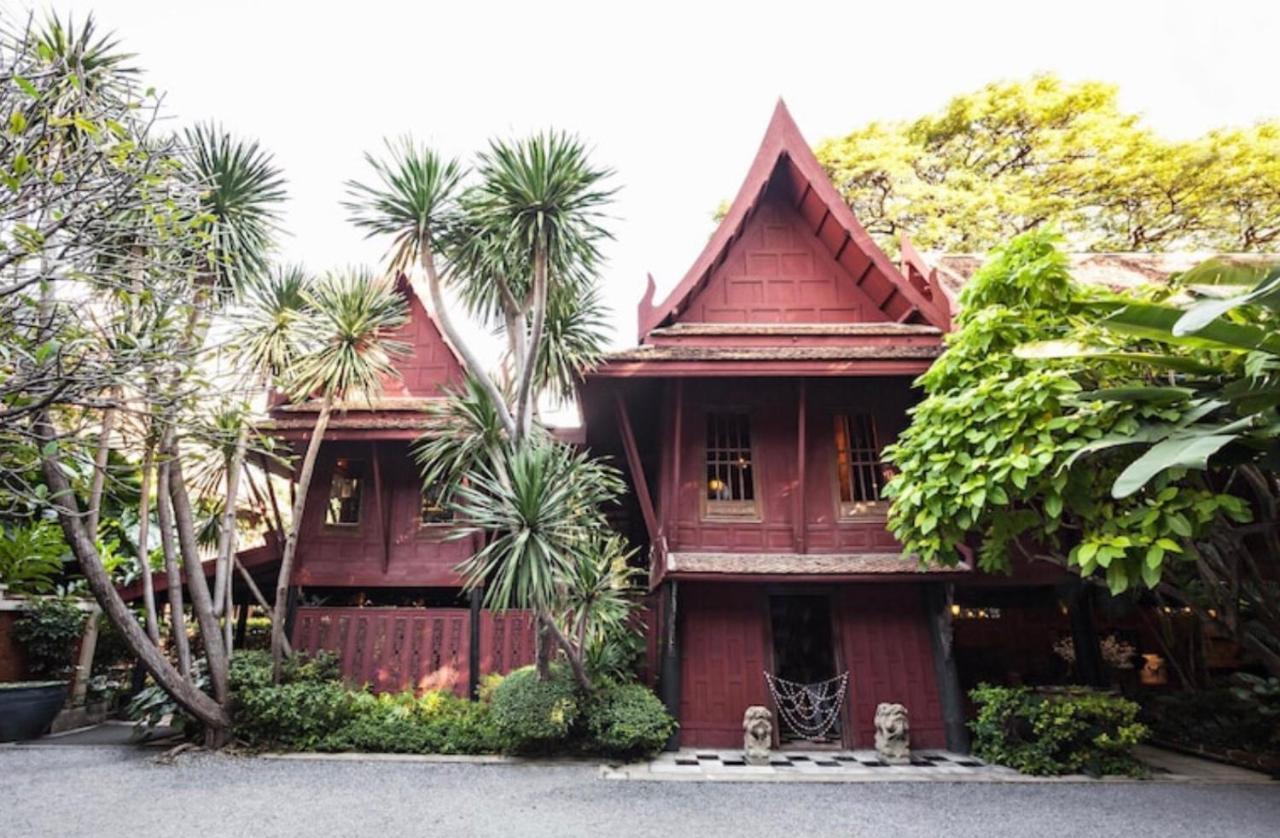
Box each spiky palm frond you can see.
[343,137,463,274]
[287,269,409,402]
[452,439,625,611]
[537,285,609,404]
[413,375,512,498]
[182,122,287,296]
[35,13,137,96]
[235,264,313,384]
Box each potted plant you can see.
[0,598,87,741]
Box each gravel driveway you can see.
[2,744,1278,838]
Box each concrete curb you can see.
[599,765,1276,785]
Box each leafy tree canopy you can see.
[816,75,1280,253]
[883,230,1252,596]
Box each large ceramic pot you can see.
[0,681,68,741]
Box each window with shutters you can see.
[325,459,364,527]
[834,413,890,520]
[704,412,759,519]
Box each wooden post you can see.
[284,586,300,648]
[670,381,683,535]
[659,580,681,750]
[1068,580,1108,688]
[468,588,482,700]
[923,583,969,753]
[370,443,391,573]
[614,390,660,545]
[235,603,250,648]
[795,379,807,554]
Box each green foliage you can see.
[319,689,503,755]
[286,268,410,402]
[1145,679,1280,755]
[489,665,580,753]
[884,230,1253,595]
[0,520,67,595]
[969,685,1148,776]
[583,681,675,758]
[14,598,86,678]
[816,74,1280,254]
[235,680,356,749]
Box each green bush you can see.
[235,680,356,749]
[14,597,86,678]
[0,521,68,595]
[584,681,674,758]
[490,665,580,753]
[970,684,1148,776]
[319,689,503,755]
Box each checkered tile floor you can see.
[613,748,1011,780]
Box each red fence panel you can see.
[292,606,537,696]
[477,610,537,678]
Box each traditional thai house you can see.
[116,102,1201,752]
[256,277,538,695]
[577,101,972,750]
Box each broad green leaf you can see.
[1112,433,1238,498]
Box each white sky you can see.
[41,0,1280,367]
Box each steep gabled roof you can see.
[637,100,951,341]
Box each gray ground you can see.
[2,744,1278,838]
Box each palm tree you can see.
[266,269,408,680]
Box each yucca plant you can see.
[267,269,408,679]
[452,438,625,689]
[182,122,287,298]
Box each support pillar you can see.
[468,588,483,700]
[659,580,681,751]
[283,586,300,648]
[235,602,250,648]
[1067,580,1108,688]
[923,584,969,753]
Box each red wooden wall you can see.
[293,442,478,588]
[680,192,888,325]
[658,378,918,556]
[677,582,945,749]
[292,607,536,696]
[378,286,464,399]
[836,585,945,749]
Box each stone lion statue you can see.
[874,702,910,764]
[743,705,773,765]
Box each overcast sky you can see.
[42,0,1280,362]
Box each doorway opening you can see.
[768,594,843,745]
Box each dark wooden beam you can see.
[614,390,660,545]
[1068,580,1109,689]
[370,443,391,573]
[258,454,287,556]
[670,380,684,536]
[659,580,681,751]
[923,583,970,753]
[468,588,482,700]
[796,379,807,554]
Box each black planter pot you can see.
[0,681,69,741]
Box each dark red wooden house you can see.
[579,101,971,750]
[260,278,537,696]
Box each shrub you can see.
[584,681,674,758]
[319,688,503,755]
[970,684,1148,776]
[0,521,67,595]
[14,597,86,678]
[490,665,580,753]
[235,680,355,749]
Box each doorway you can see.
[768,594,842,745]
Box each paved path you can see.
[2,744,1278,837]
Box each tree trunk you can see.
[167,448,230,705]
[136,444,161,644]
[156,453,193,680]
[213,425,248,616]
[535,614,552,680]
[417,245,516,436]
[271,392,333,681]
[544,614,591,691]
[37,424,229,732]
[512,244,548,439]
[73,403,117,705]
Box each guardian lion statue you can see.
[743,705,773,765]
[874,702,910,764]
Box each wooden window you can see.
[324,459,364,526]
[704,412,758,518]
[834,413,889,520]
[420,481,452,525]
